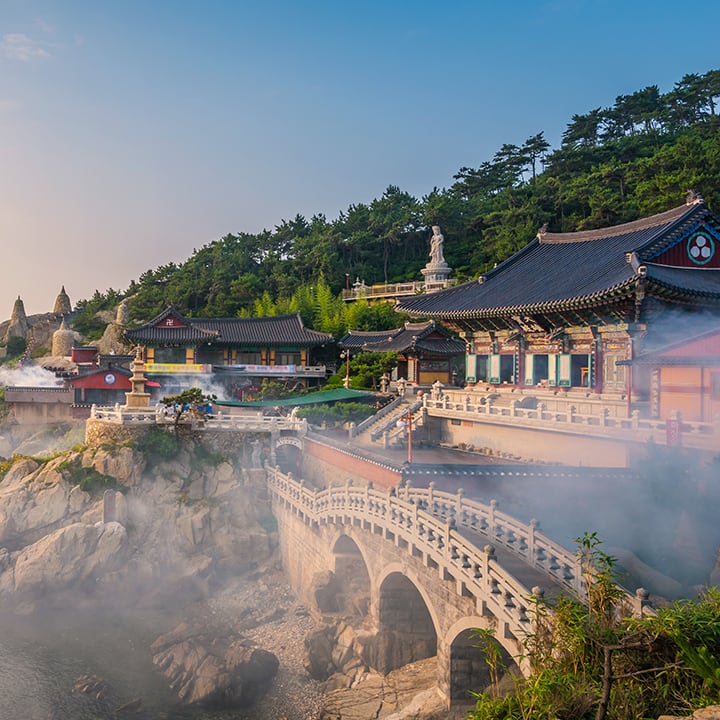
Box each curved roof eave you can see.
[407,277,640,320]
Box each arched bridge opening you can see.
[331,535,371,618]
[448,625,519,703]
[371,572,437,674]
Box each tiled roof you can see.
[125,309,333,347]
[339,321,464,355]
[397,203,720,318]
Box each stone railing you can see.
[89,404,307,433]
[370,398,423,442]
[268,466,581,593]
[267,466,539,636]
[351,395,405,437]
[422,391,718,450]
[267,467,652,627]
[341,278,458,302]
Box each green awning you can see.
[215,387,371,408]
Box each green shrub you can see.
[58,456,121,495]
[5,335,26,358]
[134,426,180,460]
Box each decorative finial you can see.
[686,189,704,205]
[537,222,549,237]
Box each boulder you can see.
[151,622,279,708]
[0,460,95,544]
[13,521,128,596]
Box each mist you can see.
[0,365,63,388]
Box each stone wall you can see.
[436,418,632,467]
[301,437,400,489]
[84,421,273,467]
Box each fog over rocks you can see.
[0,433,287,711]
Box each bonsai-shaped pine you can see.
[161,387,217,428]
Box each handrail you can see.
[267,465,539,634]
[422,392,718,449]
[370,398,423,442]
[352,396,405,436]
[89,404,307,432]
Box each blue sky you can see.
[2,0,719,316]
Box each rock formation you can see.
[95,300,132,355]
[0,435,274,609]
[53,286,72,316]
[4,296,29,342]
[151,622,279,708]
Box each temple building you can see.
[395,196,720,404]
[339,321,465,385]
[124,307,333,399]
[619,327,720,422]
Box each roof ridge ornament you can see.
[686,189,704,205]
[536,222,549,240]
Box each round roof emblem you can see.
[687,230,715,265]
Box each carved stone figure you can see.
[429,225,445,265]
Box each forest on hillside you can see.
[73,69,720,339]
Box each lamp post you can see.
[340,349,351,388]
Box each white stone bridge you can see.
[266,465,650,706]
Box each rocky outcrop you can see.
[659,706,720,720]
[151,622,279,708]
[13,521,128,596]
[0,436,275,611]
[0,456,97,547]
[319,657,448,720]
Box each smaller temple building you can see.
[124,307,333,400]
[339,320,465,386]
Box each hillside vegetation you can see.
[73,69,720,338]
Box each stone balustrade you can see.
[268,466,581,593]
[89,404,307,433]
[267,466,652,633]
[267,465,538,636]
[422,391,717,450]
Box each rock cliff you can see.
[0,430,281,709]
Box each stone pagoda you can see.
[124,346,151,409]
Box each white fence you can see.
[89,404,307,433]
[423,391,718,450]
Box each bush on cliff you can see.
[57,456,122,495]
[469,534,720,720]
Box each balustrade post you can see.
[528,518,537,564]
[464,395,471,411]
[489,499,497,539]
[569,405,576,424]
[631,409,640,429]
[456,488,464,523]
[444,517,453,569]
[510,399,517,418]
[481,544,495,592]
[538,401,546,420]
[633,587,651,618]
[427,481,435,510]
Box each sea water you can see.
[0,607,236,720]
